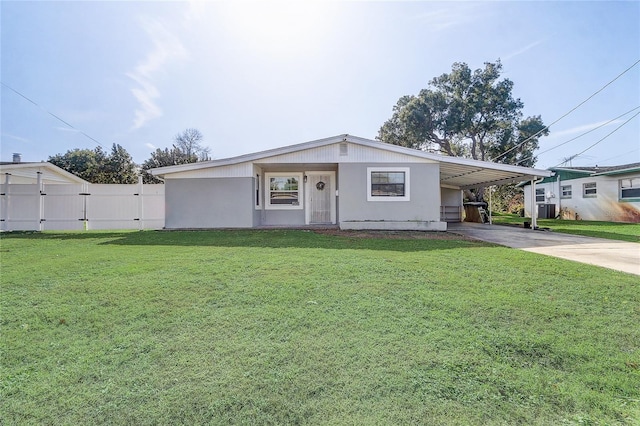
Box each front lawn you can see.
[1,230,638,425]
[490,213,640,242]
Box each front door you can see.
[306,172,335,224]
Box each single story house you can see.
[1,155,88,185]
[151,134,552,231]
[522,162,640,223]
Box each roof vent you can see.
[339,142,348,156]
[12,153,22,163]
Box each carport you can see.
[437,156,552,228]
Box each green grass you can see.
[490,213,640,243]
[1,230,639,425]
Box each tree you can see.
[377,60,548,200]
[173,128,210,162]
[48,144,138,184]
[140,128,210,183]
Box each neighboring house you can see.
[0,157,88,184]
[522,163,640,223]
[150,134,552,230]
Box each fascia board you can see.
[151,134,349,176]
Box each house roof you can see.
[0,162,88,184]
[151,134,552,189]
[550,162,640,174]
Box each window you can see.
[535,188,545,203]
[583,182,597,197]
[266,173,302,209]
[620,177,640,200]
[367,167,410,201]
[561,185,572,199]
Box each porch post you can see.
[531,177,537,230]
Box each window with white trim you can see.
[582,182,597,197]
[561,185,572,199]
[266,173,303,209]
[535,188,545,203]
[620,177,640,200]
[367,167,410,201]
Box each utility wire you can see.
[515,105,640,166]
[594,148,640,165]
[551,111,640,168]
[493,58,640,161]
[1,81,105,148]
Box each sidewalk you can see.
[447,222,640,276]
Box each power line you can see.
[595,148,640,165]
[515,105,640,166]
[1,81,105,148]
[551,111,640,168]
[493,58,640,161]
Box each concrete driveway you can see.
[447,222,640,276]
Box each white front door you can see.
[305,171,335,224]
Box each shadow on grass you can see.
[0,229,487,252]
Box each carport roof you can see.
[151,134,552,189]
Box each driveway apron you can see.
[447,222,640,276]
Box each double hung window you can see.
[367,167,410,201]
[266,173,303,209]
[620,177,640,200]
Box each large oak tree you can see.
[377,61,548,200]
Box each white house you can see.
[522,163,640,223]
[0,157,88,184]
[151,134,552,231]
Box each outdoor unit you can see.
[537,203,556,219]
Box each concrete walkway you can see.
[447,222,640,276]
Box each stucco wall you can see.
[165,178,254,228]
[337,163,442,224]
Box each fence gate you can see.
[1,178,164,232]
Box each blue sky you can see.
[2,1,639,169]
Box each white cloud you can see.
[412,4,483,32]
[145,142,157,150]
[551,120,622,138]
[3,133,30,143]
[504,39,545,61]
[127,18,188,130]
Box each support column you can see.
[531,177,537,230]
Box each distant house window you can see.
[583,182,597,198]
[535,188,545,203]
[620,177,640,200]
[367,167,410,201]
[561,185,572,199]
[265,173,303,209]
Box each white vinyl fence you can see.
[1,177,164,231]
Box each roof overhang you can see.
[0,162,88,184]
[150,134,552,188]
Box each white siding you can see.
[257,142,436,165]
[524,174,640,222]
[164,163,254,179]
